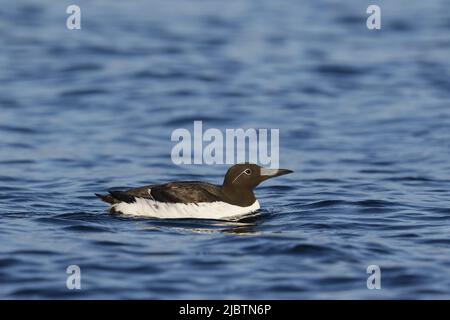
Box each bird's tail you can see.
[95,193,117,204]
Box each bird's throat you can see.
[221,185,256,207]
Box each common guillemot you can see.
[96,164,293,220]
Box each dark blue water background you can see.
[0,0,449,299]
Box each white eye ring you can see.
[232,168,253,184]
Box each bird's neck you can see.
[221,184,256,207]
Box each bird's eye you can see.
[244,169,252,175]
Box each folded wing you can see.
[97,182,224,204]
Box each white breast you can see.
[111,198,260,220]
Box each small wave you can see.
[389,20,415,32]
[0,258,22,268]
[60,88,109,97]
[301,200,347,208]
[0,125,39,135]
[286,243,342,256]
[132,70,188,80]
[259,185,297,191]
[164,115,231,126]
[63,224,112,233]
[353,200,399,207]
[383,176,433,182]
[314,64,366,77]
[13,249,59,256]
[0,159,34,165]
[60,63,103,73]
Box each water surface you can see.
[0,0,450,299]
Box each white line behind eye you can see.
[232,169,247,184]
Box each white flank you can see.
[111,198,260,220]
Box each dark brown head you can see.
[222,163,293,206]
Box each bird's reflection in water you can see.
[139,212,263,235]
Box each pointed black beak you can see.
[260,168,293,179]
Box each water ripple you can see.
[0,0,449,299]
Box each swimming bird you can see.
[96,163,293,220]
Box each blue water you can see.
[1,0,450,299]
